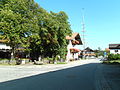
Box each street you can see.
[0,59,101,90]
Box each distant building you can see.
[0,40,11,58]
[109,44,120,54]
[105,48,110,52]
[83,47,96,58]
[66,33,82,62]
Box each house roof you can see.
[0,40,8,43]
[84,47,94,52]
[66,33,83,45]
[109,44,120,49]
[105,48,110,51]
[71,33,79,39]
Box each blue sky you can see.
[35,0,120,50]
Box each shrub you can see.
[108,54,120,60]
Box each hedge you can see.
[108,54,120,60]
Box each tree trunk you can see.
[9,47,15,64]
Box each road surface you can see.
[0,59,101,90]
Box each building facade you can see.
[66,33,82,62]
[109,44,120,54]
[0,43,11,58]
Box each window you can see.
[115,50,118,52]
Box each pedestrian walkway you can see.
[0,59,100,90]
[0,59,99,83]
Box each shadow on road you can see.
[0,63,100,90]
[101,64,120,90]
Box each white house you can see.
[0,42,11,58]
[0,43,11,50]
[66,33,82,62]
[109,44,120,54]
[83,47,96,58]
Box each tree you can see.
[0,0,72,61]
[94,47,104,57]
[0,0,39,59]
[30,10,72,60]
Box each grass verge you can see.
[103,60,120,64]
[57,62,67,64]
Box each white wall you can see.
[0,43,11,49]
[110,49,120,54]
[74,53,79,59]
[66,40,73,62]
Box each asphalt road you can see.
[0,59,100,90]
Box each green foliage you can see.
[94,48,104,57]
[0,58,9,61]
[103,60,120,64]
[57,62,67,64]
[47,57,53,61]
[108,54,120,60]
[0,0,72,60]
[0,0,39,58]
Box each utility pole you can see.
[81,8,86,50]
